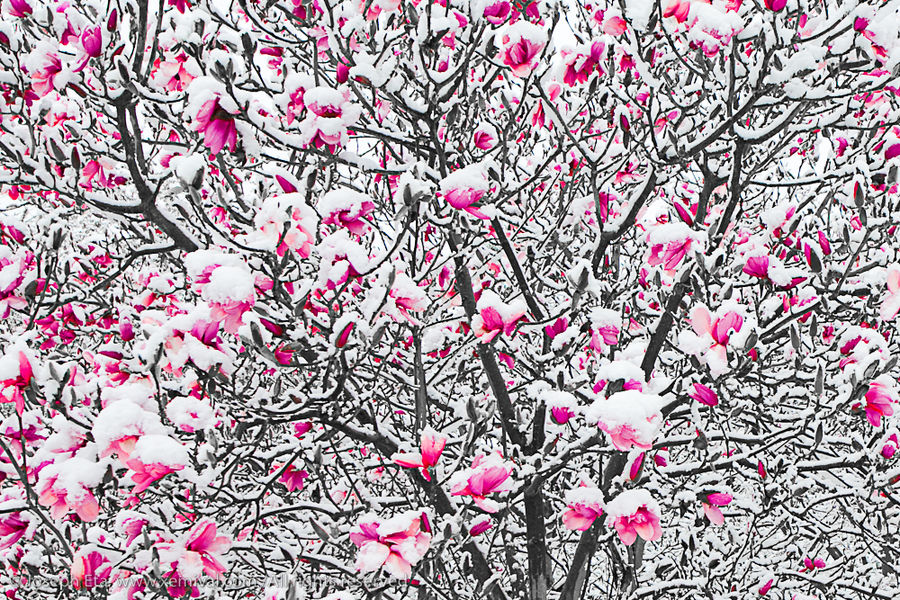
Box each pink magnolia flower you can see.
[562,485,604,531]
[880,266,900,321]
[473,126,496,150]
[562,41,604,86]
[586,390,663,452]
[764,0,787,11]
[123,434,187,497]
[758,578,775,595]
[445,187,490,219]
[801,557,825,571]
[648,238,693,272]
[350,511,432,579]
[882,433,899,458]
[0,513,28,549]
[701,492,732,526]
[31,54,62,97]
[0,351,33,415]
[195,98,238,156]
[278,464,309,492]
[743,255,770,279]
[500,23,546,78]
[393,429,446,481]
[299,87,360,153]
[690,383,718,407]
[8,0,31,18]
[321,194,375,236]
[543,390,578,425]
[863,379,895,428]
[70,550,111,590]
[73,27,103,71]
[163,519,231,580]
[550,405,576,424]
[127,460,179,496]
[471,290,527,343]
[81,27,103,57]
[36,475,100,522]
[151,54,195,92]
[603,16,627,35]
[449,454,514,513]
[605,489,662,545]
[483,1,511,24]
[663,0,690,22]
[687,305,743,374]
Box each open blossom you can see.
[585,390,663,451]
[320,190,375,236]
[561,41,604,86]
[70,549,111,589]
[9,0,32,17]
[125,435,188,496]
[681,304,744,375]
[393,429,446,481]
[473,125,497,150]
[471,290,527,343]
[589,308,621,352]
[690,383,718,407]
[449,454,514,513]
[605,489,662,545]
[278,464,309,492]
[195,98,238,155]
[31,54,62,97]
[880,266,900,321]
[0,351,33,415]
[298,87,361,153]
[37,474,101,522]
[350,511,431,579]
[562,485,604,531]
[499,22,546,77]
[440,165,492,219]
[0,513,28,549]
[0,253,29,319]
[159,519,231,580]
[151,53,195,92]
[862,378,895,428]
[663,0,690,22]
[701,492,733,525]
[646,223,702,275]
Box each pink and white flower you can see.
[471,290,527,343]
[499,22,546,78]
[862,378,895,428]
[561,484,604,531]
[701,492,732,526]
[679,304,744,375]
[195,98,238,156]
[350,511,432,579]
[605,489,662,545]
[393,429,446,481]
[449,454,514,513]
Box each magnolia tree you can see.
[1,0,900,598]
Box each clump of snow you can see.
[604,488,659,519]
[166,396,217,433]
[92,401,164,450]
[131,435,189,468]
